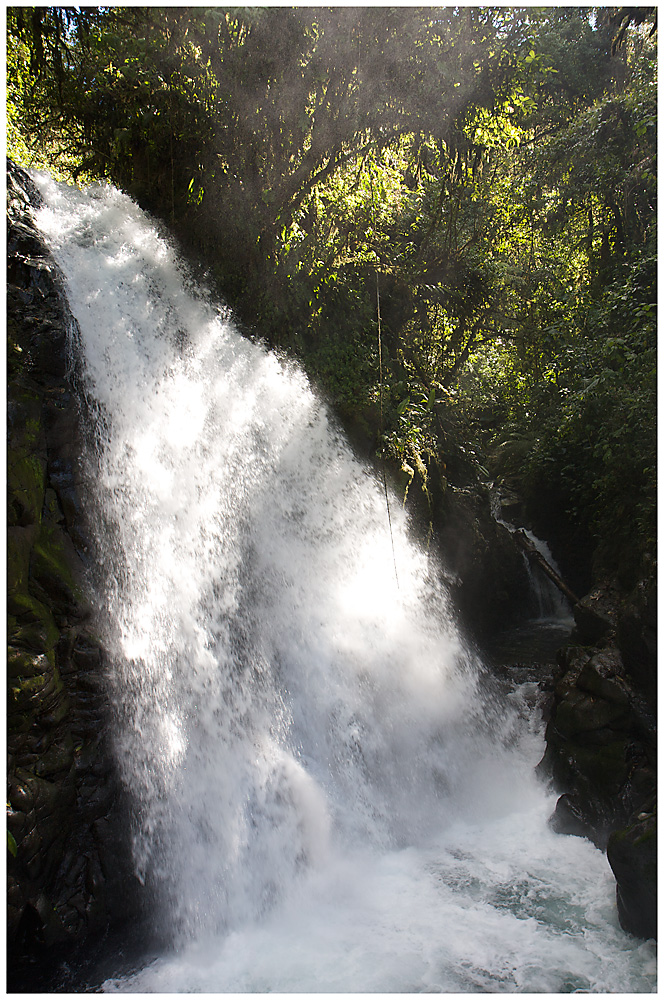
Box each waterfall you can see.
[33,174,655,993]
[491,493,573,625]
[523,532,570,619]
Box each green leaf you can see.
[7,831,17,858]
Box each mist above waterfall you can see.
[33,173,655,993]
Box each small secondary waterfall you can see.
[34,174,655,993]
[489,495,574,667]
[521,529,571,620]
[491,494,573,624]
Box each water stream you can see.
[33,173,656,993]
[489,497,575,671]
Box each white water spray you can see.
[34,174,655,993]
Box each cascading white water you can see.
[33,174,656,993]
[521,528,571,620]
[491,494,573,625]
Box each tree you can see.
[7,6,657,581]
[7,8,533,292]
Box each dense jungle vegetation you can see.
[7,5,657,589]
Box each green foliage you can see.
[7,6,657,584]
[451,20,656,582]
[524,248,656,582]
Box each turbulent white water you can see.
[33,174,656,993]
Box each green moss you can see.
[7,831,18,858]
[577,662,629,705]
[7,526,37,606]
[10,672,50,702]
[571,740,629,795]
[8,391,43,448]
[32,520,82,605]
[7,646,52,680]
[634,827,656,847]
[8,452,46,526]
[8,593,59,656]
[7,389,47,527]
[9,663,68,731]
[41,692,71,727]
[43,488,64,522]
[9,664,64,708]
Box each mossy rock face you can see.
[8,526,40,610]
[33,733,75,779]
[8,391,45,450]
[572,600,613,644]
[8,452,47,527]
[8,662,68,731]
[546,736,632,848]
[428,482,532,637]
[10,671,52,706]
[553,689,630,737]
[12,768,66,816]
[9,592,59,655]
[616,577,657,704]
[7,160,143,981]
[31,520,85,611]
[8,391,48,526]
[569,740,630,797]
[8,646,53,680]
[43,488,65,524]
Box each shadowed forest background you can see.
[8,3,656,605]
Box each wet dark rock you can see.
[549,793,596,840]
[572,585,620,645]
[7,160,143,986]
[428,482,533,639]
[607,807,657,940]
[576,649,630,705]
[616,578,657,703]
[540,575,657,937]
[494,489,523,524]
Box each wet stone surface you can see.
[7,161,142,989]
[538,582,657,939]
